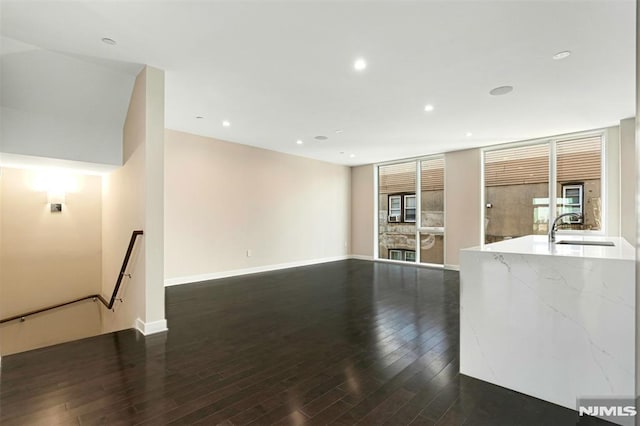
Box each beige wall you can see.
[164,129,351,282]
[620,117,636,246]
[0,167,102,355]
[444,149,482,267]
[351,165,374,258]
[101,66,165,334]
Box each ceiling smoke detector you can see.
[489,86,514,96]
[553,50,571,60]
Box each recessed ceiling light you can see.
[354,58,367,71]
[296,140,303,145]
[349,154,356,158]
[489,86,514,96]
[466,132,473,137]
[424,104,435,112]
[101,37,117,45]
[553,50,571,60]
[314,135,328,141]
[222,120,231,127]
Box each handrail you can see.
[0,230,144,324]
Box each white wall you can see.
[620,117,636,246]
[444,149,482,268]
[351,165,374,259]
[606,126,621,237]
[164,129,351,284]
[635,0,639,399]
[0,47,137,166]
[102,66,166,335]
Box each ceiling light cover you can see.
[489,86,514,96]
[296,140,303,145]
[553,50,571,60]
[222,120,231,127]
[466,132,473,137]
[424,104,435,112]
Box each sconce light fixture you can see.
[32,171,77,213]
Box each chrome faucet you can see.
[549,212,582,243]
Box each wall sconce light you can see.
[32,171,77,213]
[48,191,65,212]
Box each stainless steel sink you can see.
[555,240,615,247]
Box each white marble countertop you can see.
[462,234,634,261]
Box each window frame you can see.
[481,130,605,243]
[375,155,445,267]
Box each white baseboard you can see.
[165,255,351,287]
[444,264,460,271]
[349,254,374,261]
[135,318,168,335]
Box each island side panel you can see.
[460,249,634,410]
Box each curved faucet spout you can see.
[549,212,582,243]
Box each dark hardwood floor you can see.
[0,260,611,425]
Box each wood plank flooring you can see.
[0,260,612,425]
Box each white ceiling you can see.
[0,0,635,166]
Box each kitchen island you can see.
[460,235,634,411]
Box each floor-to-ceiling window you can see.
[483,132,603,244]
[419,157,444,264]
[377,157,445,266]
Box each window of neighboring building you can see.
[404,195,416,222]
[561,184,584,223]
[387,193,415,223]
[388,249,415,262]
[389,249,404,261]
[388,195,402,221]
